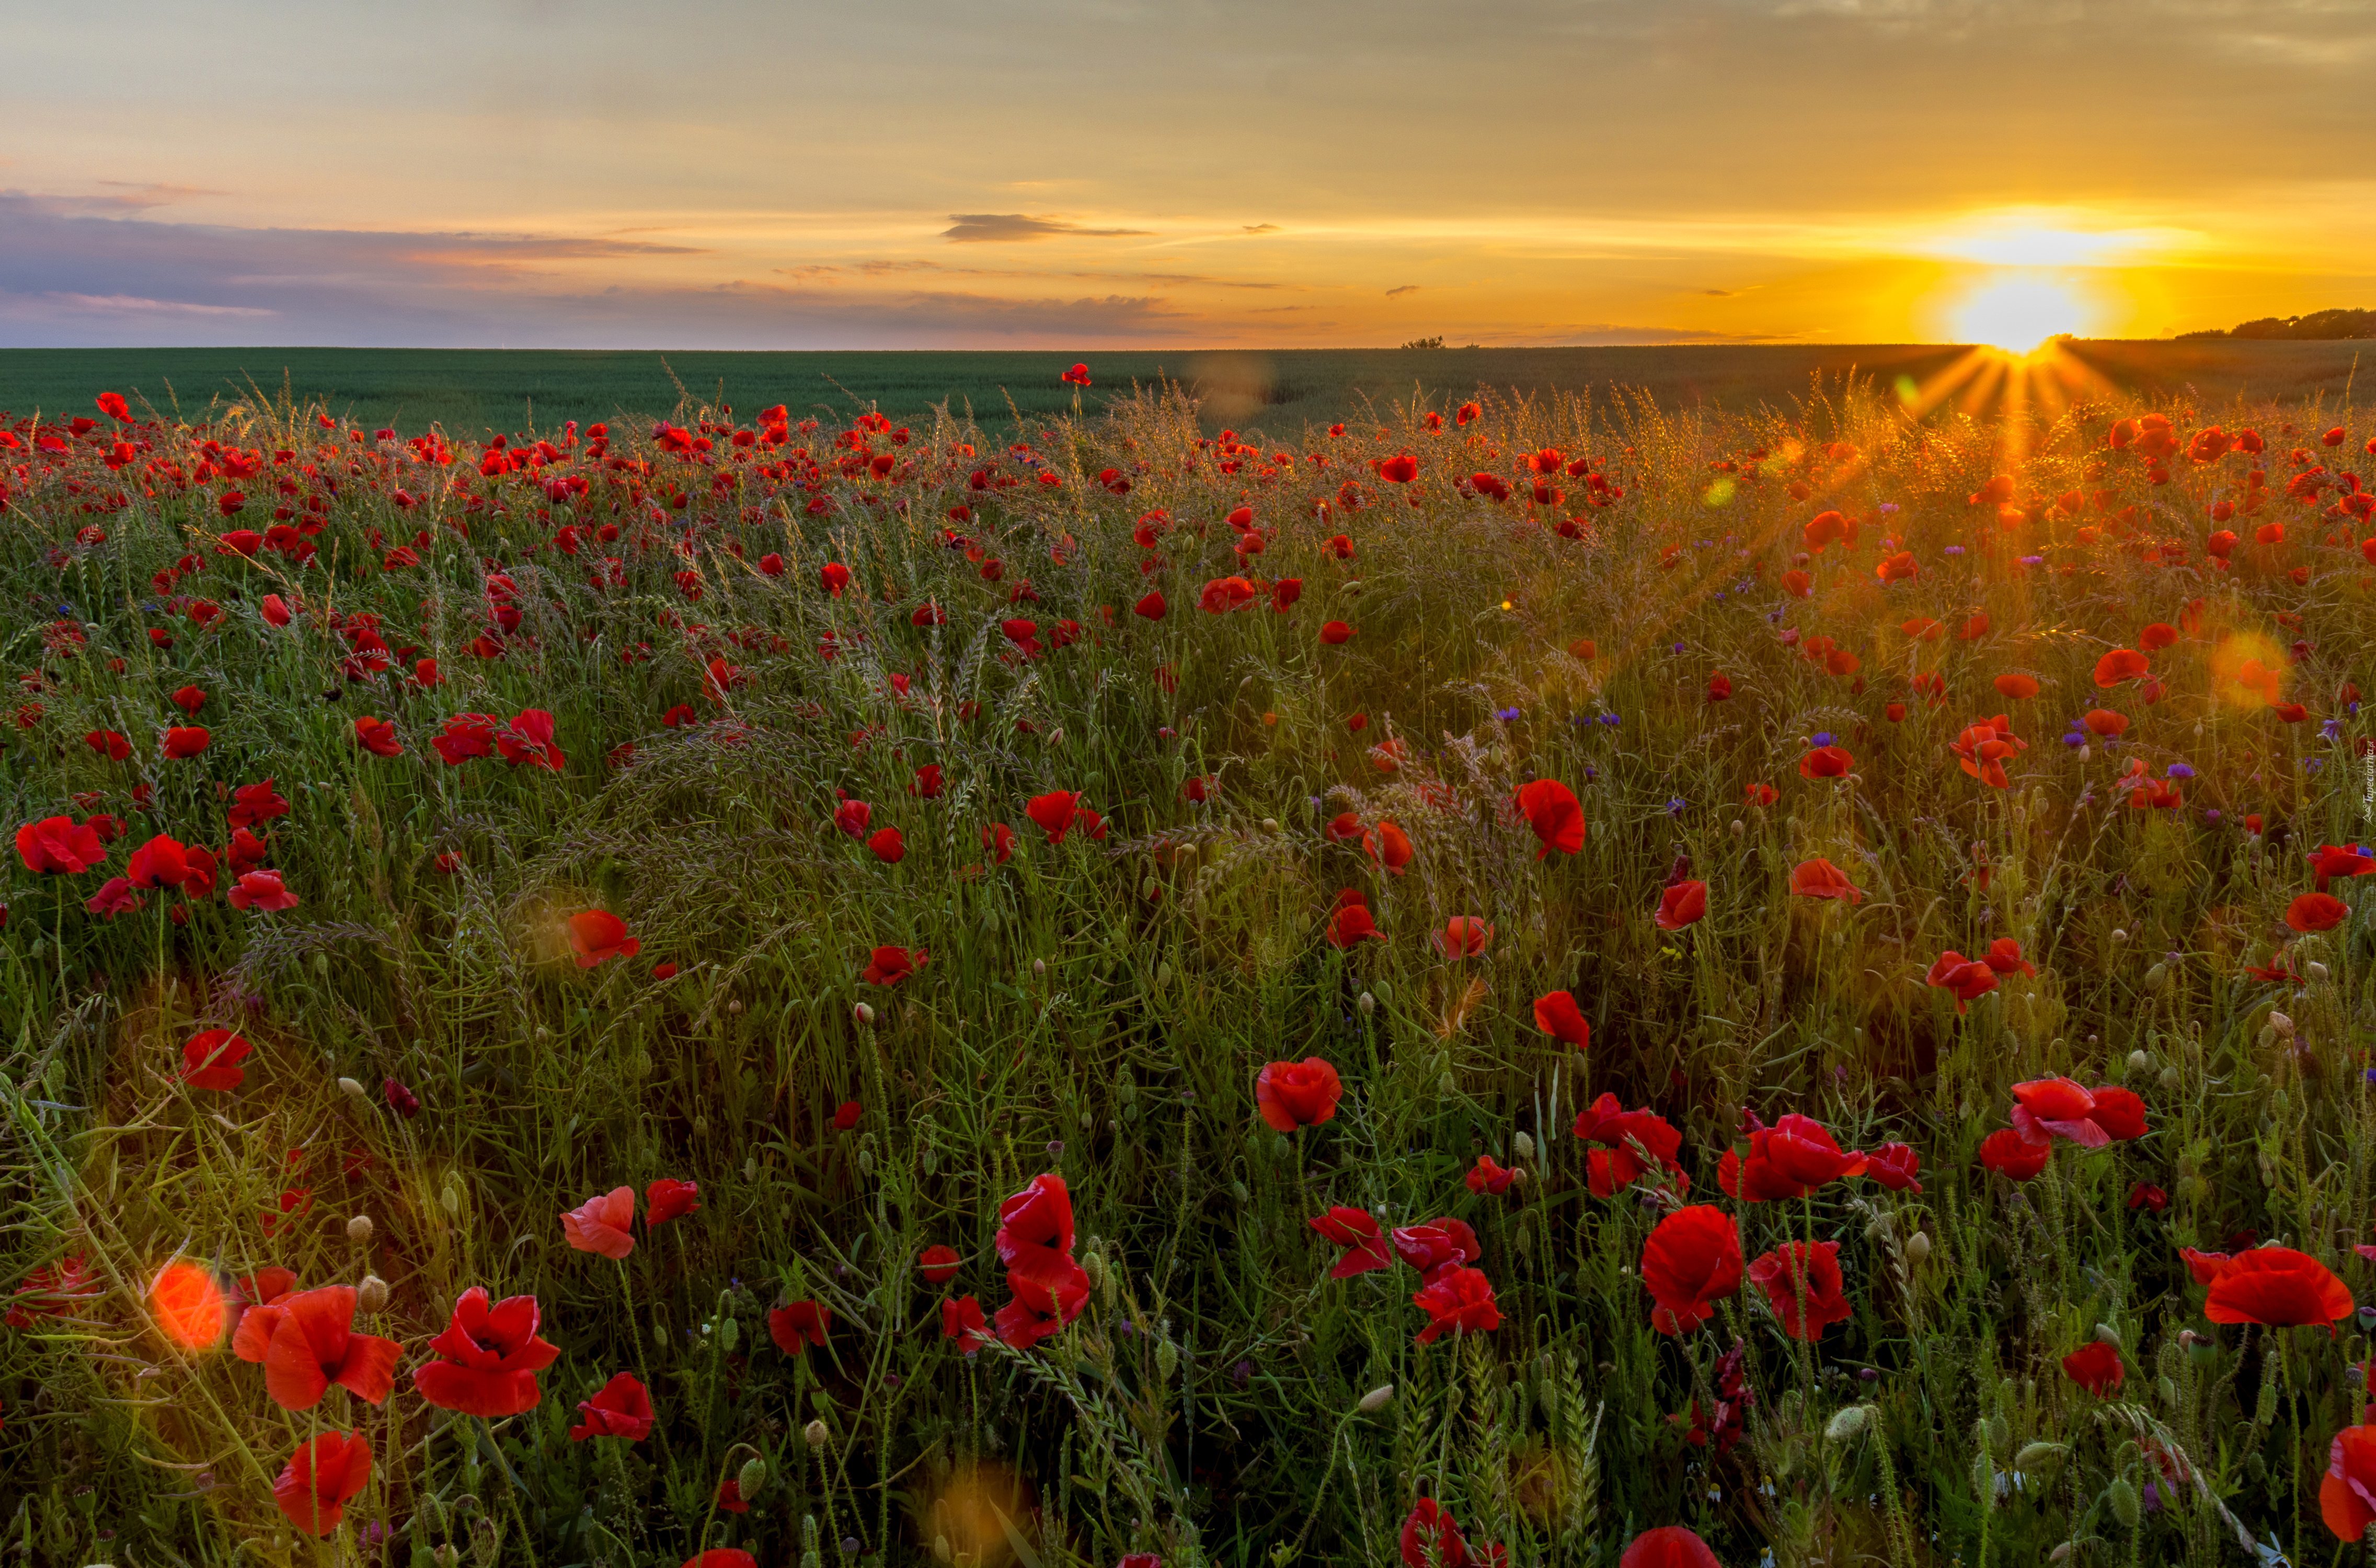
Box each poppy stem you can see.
[616,1258,674,1475]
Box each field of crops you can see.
[1,339,2368,445]
[0,362,2370,1568]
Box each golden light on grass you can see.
[148,1261,226,1351]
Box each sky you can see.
[3,0,2374,350]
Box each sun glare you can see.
[1949,274,2091,354]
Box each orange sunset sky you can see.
[3,0,2373,350]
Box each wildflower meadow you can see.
[1,366,2372,1568]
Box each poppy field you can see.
[0,370,2371,1568]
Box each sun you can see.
[1948,274,2092,354]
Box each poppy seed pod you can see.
[347,1214,373,1244]
[357,1274,389,1313]
[1358,1383,1394,1412]
[804,1419,830,1448]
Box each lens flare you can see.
[1949,275,2091,354]
[149,1261,227,1350]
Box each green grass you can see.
[0,371,2369,1568]
[1,339,2368,443]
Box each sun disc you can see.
[1949,276,2089,354]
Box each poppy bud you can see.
[2160,1065,2180,1091]
[804,1419,830,1448]
[2309,960,2331,982]
[1141,877,1160,901]
[337,1076,368,1101]
[1155,961,1173,988]
[1231,1179,1250,1204]
[347,1214,374,1244]
[357,1274,389,1313]
[470,1516,501,1568]
[1730,817,1746,836]
[2094,1322,2121,1347]
[1513,1132,1535,1161]
[1032,958,1046,977]
[2015,1441,2068,1469]
[2269,1010,2294,1037]
[1157,1336,1179,1382]
[1357,991,1374,1016]
[738,1456,767,1500]
[2127,1050,2151,1074]
[853,1002,876,1027]
[2076,743,2090,762]
[727,999,745,1016]
[1904,1231,1932,1264]
[2110,928,2128,945]
[1357,1383,1394,1412]
[435,1547,460,1568]
[1082,1250,1106,1289]
[1987,1414,2008,1455]
[719,1315,739,1352]
[441,1183,461,1217]
[1823,1405,1870,1441]
[1372,980,1393,1005]
[2105,1478,2140,1529]
[2142,963,2168,993]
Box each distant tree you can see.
[1400,336,1445,350]
[2179,307,2376,341]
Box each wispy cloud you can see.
[941,213,1153,243]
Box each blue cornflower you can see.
[1496,706,1522,723]
[2019,555,2044,566]
[1811,731,1834,747]
[1944,545,1965,556]
[1666,798,1686,816]
[1598,712,1620,727]
[2166,763,2195,779]
[2324,718,2344,740]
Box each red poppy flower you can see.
[1513,778,1586,858]
[1062,362,1092,387]
[84,729,132,762]
[919,1244,962,1284]
[995,1256,1091,1349]
[496,709,565,769]
[1925,950,1998,1011]
[1271,578,1302,610]
[1572,1094,1687,1195]
[2203,1247,2352,1327]
[181,1029,252,1091]
[2324,1424,2376,1541]
[1533,990,1590,1048]
[568,910,640,967]
[1706,671,1734,701]
[561,1185,636,1259]
[985,822,1017,860]
[1950,716,2027,788]
[646,1178,699,1226]
[125,833,188,890]
[1748,1240,1852,1340]
[1982,938,2035,976]
[1640,1205,1742,1334]
[830,1099,862,1131]
[412,1287,561,1416]
[1620,1527,1721,1568]
[163,725,211,759]
[2061,1340,2123,1395]
[1027,791,1080,844]
[227,870,300,911]
[995,1172,1077,1287]
[2093,648,2150,687]
[2288,893,2350,932]
[1978,1127,2051,1181]
[1991,673,2039,701]
[821,561,851,597]
[768,1298,831,1353]
[1865,1142,1922,1192]
[1308,1206,1392,1278]
[834,799,872,840]
[1720,1113,1867,1201]
[273,1431,372,1537]
[862,944,925,985]
[1392,1220,1481,1278]
[1431,917,1494,958]
[169,684,207,716]
[255,1292,399,1416]
[570,1371,653,1440]
[1413,1265,1500,1344]
[942,1295,993,1352]
[1327,895,1380,947]
[1365,819,1414,873]
[1400,1499,1473,1568]
[1319,620,1356,645]
[2009,1077,2147,1146]
[2310,845,2376,891]
[2128,1182,2168,1212]
[1789,857,1863,903]
[1134,589,1167,620]
[1656,880,1708,930]
[1466,1155,1518,1196]
[691,1548,758,1567]
[1798,745,1853,780]
[1256,1058,1344,1132]
[1379,453,1418,483]
[867,826,906,863]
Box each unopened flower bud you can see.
[804,1419,830,1448]
[1261,817,1280,835]
[1730,818,1746,836]
[1032,958,1047,977]
[2269,1010,2294,1037]
[737,1456,767,1500]
[2127,1050,2151,1075]
[2110,928,2129,945]
[1513,1132,1535,1161]
[2308,960,2331,983]
[1903,1231,1931,1264]
[852,1001,876,1027]
[2094,1322,2121,1347]
[357,1274,389,1313]
[346,1214,374,1245]
[337,1076,368,1102]
[1824,1404,1870,1441]
[1357,1383,1394,1412]
[2015,1440,2068,1469]
[1357,991,1375,1016]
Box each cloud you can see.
[35,293,274,318]
[941,212,1153,243]
[1241,223,1281,234]
[1385,284,1421,297]
[1703,286,1759,296]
